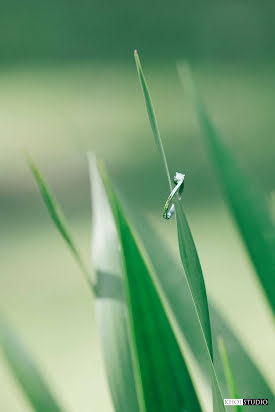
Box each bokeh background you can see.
[1,1,275,411]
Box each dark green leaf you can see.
[178,65,275,316]
[126,208,274,409]
[0,313,64,412]
[90,156,203,412]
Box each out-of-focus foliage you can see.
[0,2,274,411]
[178,66,275,316]
[0,313,64,412]
[1,1,275,62]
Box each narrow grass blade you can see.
[134,50,172,190]
[217,337,243,412]
[134,51,213,357]
[175,198,213,356]
[178,65,275,316]
[26,154,91,288]
[134,53,228,411]
[90,156,203,412]
[0,313,64,412]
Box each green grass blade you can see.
[174,200,226,411]
[134,50,172,190]
[178,65,275,316]
[26,154,92,288]
[0,313,64,412]
[90,156,204,412]
[134,52,213,357]
[134,54,228,411]
[175,199,213,356]
[217,337,243,412]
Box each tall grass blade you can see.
[134,52,228,411]
[134,50,213,357]
[0,313,64,412]
[26,154,91,288]
[178,65,275,316]
[134,50,172,190]
[217,337,243,412]
[90,156,203,412]
[175,198,213,356]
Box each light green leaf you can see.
[89,155,140,412]
[90,156,203,412]
[0,313,64,412]
[178,65,275,316]
[217,337,243,412]
[28,154,139,412]
[26,154,92,289]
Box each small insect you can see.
[163,172,185,220]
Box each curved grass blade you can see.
[91,156,203,412]
[0,312,64,412]
[134,51,227,411]
[178,65,275,316]
[26,154,92,289]
[134,51,213,357]
[134,50,172,190]
[217,337,243,412]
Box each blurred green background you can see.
[0,1,275,411]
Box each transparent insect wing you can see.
[163,172,185,219]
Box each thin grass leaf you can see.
[178,65,275,316]
[173,202,225,412]
[134,50,172,190]
[0,312,64,412]
[134,52,226,412]
[90,156,204,412]
[134,50,212,357]
[26,154,92,288]
[134,50,212,356]
[217,337,243,412]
